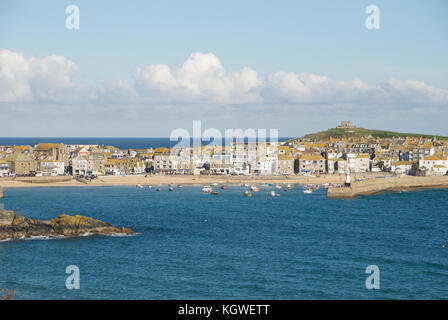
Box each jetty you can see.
[327,175,448,198]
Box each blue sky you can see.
[0,0,447,137]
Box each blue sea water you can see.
[0,137,292,150]
[0,186,447,299]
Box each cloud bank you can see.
[1,49,447,108]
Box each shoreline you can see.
[1,174,448,197]
[0,173,350,188]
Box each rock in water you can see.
[0,211,134,241]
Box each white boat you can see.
[136,184,143,189]
[303,188,313,194]
[148,185,153,189]
[211,183,218,186]
[268,190,277,197]
[275,185,282,189]
[202,185,213,193]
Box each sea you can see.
[0,137,292,150]
[0,186,447,299]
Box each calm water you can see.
[0,137,291,150]
[0,186,447,299]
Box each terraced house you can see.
[298,154,325,174]
[5,152,38,175]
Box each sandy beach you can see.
[0,173,347,188]
[2,173,448,195]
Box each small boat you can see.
[275,185,282,189]
[148,185,153,189]
[177,185,183,188]
[168,187,174,191]
[286,184,292,189]
[136,184,143,189]
[303,187,313,194]
[268,190,277,197]
[244,184,250,187]
[156,188,162,192]
[211,191,219,195]
[221,186,226,190]
[202,185,213,193]
[244,190,253,197]
[211,183,218,187]
[250,185,260,192]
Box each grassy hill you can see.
[290,127,448,142]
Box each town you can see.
[1,122,447,179]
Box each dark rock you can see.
[0,212,134,241]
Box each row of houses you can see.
[1,127,448,177]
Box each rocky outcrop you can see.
[0,211,134,241]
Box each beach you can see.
[0,174,346,188]
[1,173,448,196]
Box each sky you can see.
[0,0,447,137]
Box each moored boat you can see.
[303,186,313,194]
[202,185,213,193]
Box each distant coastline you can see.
[0,137,292,150]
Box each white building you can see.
[0,160,10,177]
[39,160,65,176]
[391,161,414,175]
[347,153,370,173]
[419,155,448,175]
[72,156,87,176]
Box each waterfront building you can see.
[5,152,38,175]
[298,154,325,174]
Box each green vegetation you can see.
[290,127,448,142]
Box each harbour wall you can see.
[327,175,448,198]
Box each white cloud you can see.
[0,49,84,103]
[380,78,448,106]
[134,52,263,104]
[1,49,447,109]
